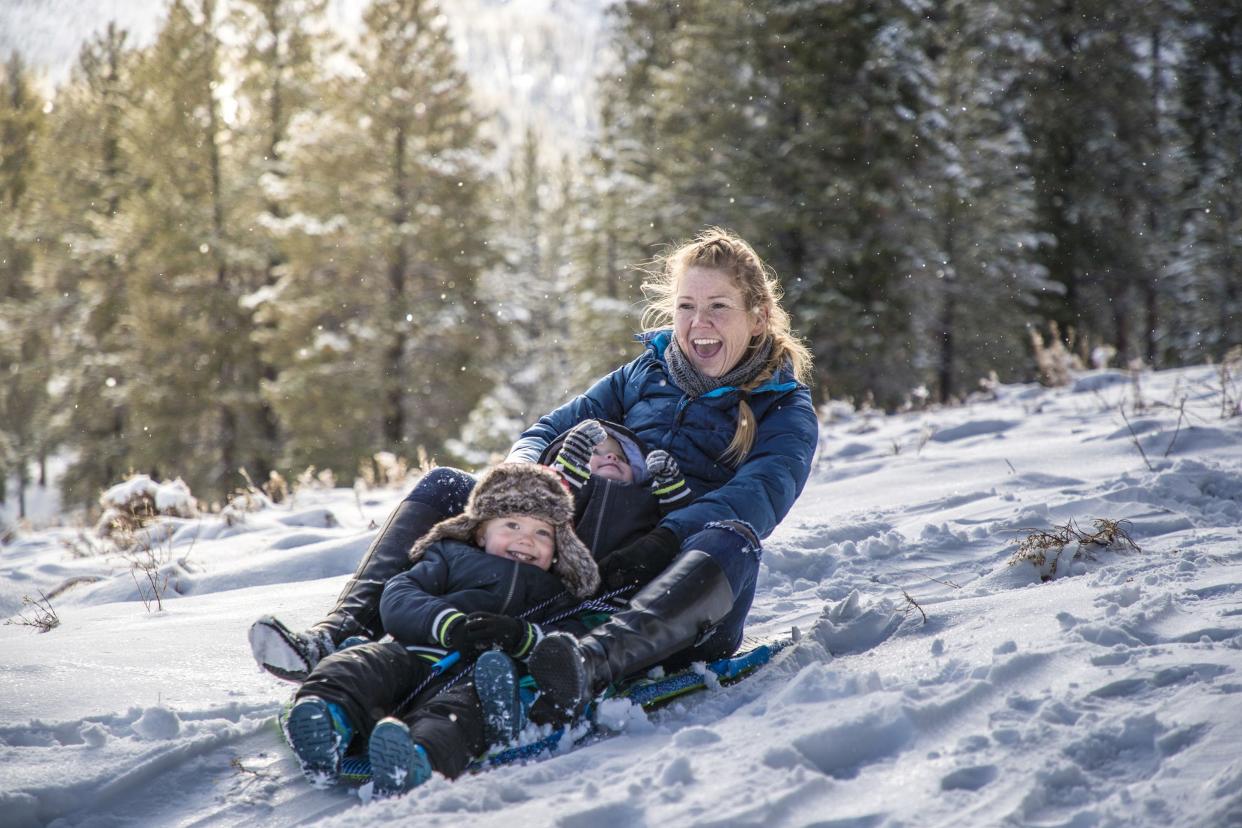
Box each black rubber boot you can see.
[316,499,444,644]
[528,549,735,721]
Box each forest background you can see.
[0,0,1238,519]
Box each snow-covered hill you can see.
[3,364,1242,827]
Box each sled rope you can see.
[392,585,635,716]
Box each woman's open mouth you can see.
[692,338,723,360]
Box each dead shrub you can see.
[5,590,60,633]
[296,466,337,491]
[1010,518,1141,581]
[95,475,196,548]
[1029,322,1084,387]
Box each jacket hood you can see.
[537,420,651,485]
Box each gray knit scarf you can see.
[666,334,774,398]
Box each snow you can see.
[100,474,197,515]
[3,364,1242,827]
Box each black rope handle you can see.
[393,584,639,716]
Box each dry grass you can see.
[1010,518,1142,581]
[1029,322,1084,387]
[123,529,174,613]
[901,589,928,624]
[1220,346,1242,420]
[5,590,60,633]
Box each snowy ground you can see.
[2,365,1241,827]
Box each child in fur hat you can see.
[284,463,598,796]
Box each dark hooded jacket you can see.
[380,537,572,658]
[539,420,663,565]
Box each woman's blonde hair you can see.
[641,227,813,464]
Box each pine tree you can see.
[0,52,49,516]
[1173,6,1242,361]
[265,0,494,474]
[121,0,269,497]
[915,0,1053,400]
[1018,0,1173,364]
[228,0,334,476]
[34,25,138,509]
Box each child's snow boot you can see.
[475,650,522,745]
[284,696,354,787]
[369,717,433,798]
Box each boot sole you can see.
[284,700,341,787]
[475,651,521,745]
[528,634,590,716]
[369,719,431,798]
[249,617,315,682]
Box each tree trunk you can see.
[18,460,28,520]
[384,124,410,446]
[1144,26,1163,367]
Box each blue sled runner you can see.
[278,633,794,786]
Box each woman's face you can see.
[673,266,767,378]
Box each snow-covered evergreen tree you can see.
[0,52,50,515]
[263,0,494,475]
[1018,0,1179,364]
[1172,5,1242,361]
[121,0,271,497]
[912,0,1054,401]
[33,25,138,510]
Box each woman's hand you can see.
[596,526,681,589]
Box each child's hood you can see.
[538,420,650,484]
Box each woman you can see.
[515,227,819,720]
[251,227,817,709]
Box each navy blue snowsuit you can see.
[297,538,588,778]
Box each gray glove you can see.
[554,420,608,488]
[646,449,690,508]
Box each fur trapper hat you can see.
[408,463,599,598]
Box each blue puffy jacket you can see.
[508,331,819,542]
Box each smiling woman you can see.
[520,227,818,721]
[639,227,814,464]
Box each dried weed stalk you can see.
[123,528,176,613]
[6,590,60,632]
[1119,406,1155,471]
[901,589,928,624]
[61,529,108,558]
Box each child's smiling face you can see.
[476,515,556,570]
[589,435,634,484]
